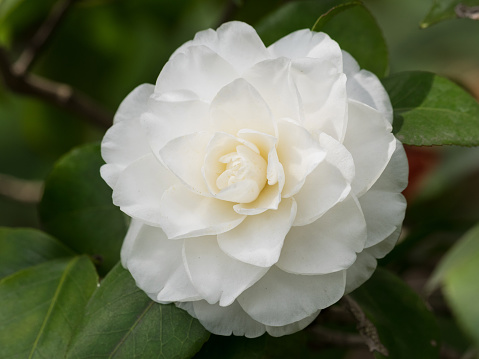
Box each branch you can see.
[13,0,76,76]
[456,4,479,20]
[343,295,389,356]
[309,325,366,349]
[0,173,43,204]
[0,47,112,129]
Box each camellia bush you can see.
[1,0,479,358]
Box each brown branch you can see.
[343,295,389,356]
[0,47,112,129]
[0,173,43,204]
[13,0,77,76]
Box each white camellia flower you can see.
[101,21,408,338]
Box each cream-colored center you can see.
[216,145,267,202]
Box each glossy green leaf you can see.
[256,0,388,77]
[66,263,210,359]
[420,0,479,28]
[0,227,74,279]
[428,224,479,345]
[382,71,479,146]
[39,143,128,275]
[351,268,440,359]
[0,256,98,359]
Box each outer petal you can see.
[112,154,180,227]
[142,95,210,155]
[176,300,319,338]
[276,119,326,197]
[100,119,151,188]
[158,186,245,239]
[277,195,366,275]
[242,57,303,122]
[122,222,200,302]
[342,100,396,196]
[342,51,393,123]
[183,236,268,306]
[237,266,346,326]
[156,45,238,101]
[218,198,297,267]
[210,78,275,137]
[159,132,213,196]
[344,250,377,294]
[113,84,154,124]
[359,191,407,248]
[268,30,342,66]
[172,21,271,74]
[366,226,402,259]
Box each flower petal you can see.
[277,195,367,275]
[292,146,351,226]
[291,58,348,141]
[173,21,271,74]
[268,30,342,65]
[112,154,179,227]
[359,190,407,248]
[218,197,297,267]
[210,78,275,136]
[242,57,303,122]
[344,250,377,294]
[266,310,320,337]
[237,266,345,326]
[343,100,396,196]
[159,132,213,196]
[114,84,154,124]
[142,95,210,155]
[122,222,200,302]
[276,119,326,197]
[342,51,393,123]
[158,186,245,239]
[183,236,268,306]
[366,226,402,259]
[156,45,238,101]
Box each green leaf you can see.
[351,268,440,359]
[420,0,479,28]
[0,227,74,279]
[0,256,98,359]
[427,224,479,345]
[66,263,210,359]
[255,0,388,77]
[382,71,479,146]
[39,143,128,275]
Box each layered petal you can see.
[156,45,238,101]
[366,226,402,259]
[113,83,154,124]
[268,30,342,66]
[277,195,366,275]
[344,250,377,294]
[342,100,396,196]
[142,95,210,155]
[172,21,271,74]
[342,51,393,123]
[291,58,348,141]
[159,132,213,196]
[183,236,268,306]
[218,198,297,267]
[122,222,200,302]
[112,154,180,226]
[276,119,326,197]
[210,78,275,136]
[242,57,303,122]
[158,186,245,239]
[237,266,345,326]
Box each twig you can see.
[455,4,479,20]
[0,47,112,129]
[13,0,77,76]
[343,295,389,356]
[0,173,43,204]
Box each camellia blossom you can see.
[101,21,408,337]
